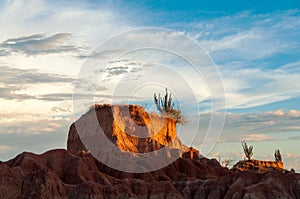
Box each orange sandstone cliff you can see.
[68,104,188,155]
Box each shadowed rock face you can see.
[0,149,299,199]
[0,104,300,198]
[0,149,229,199]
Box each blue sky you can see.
[141,0,299,13]
[0,0,299,171]
[102,0,300,15]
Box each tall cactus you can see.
[241,140,253,160]
[274,149,282,162]
[154,88,185,124]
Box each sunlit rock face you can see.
[67,104,186,154]
[232,159,284,173]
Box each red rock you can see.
[1,104,299,198]
[232,159,284,173]
[0,148,299,198]
[67,104,186,154]
[182,147,200,160]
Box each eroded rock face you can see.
[232,159,284,173]
[182,147,200,160]
[174,170,300,199]
[1,104,300,198]
[67,104,186,154]
[0,149,299,199]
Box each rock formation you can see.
[0,149,299,198]
[232,159,284,173]
[68,104,185,154]
[0,104,299,198]
[67,104,199,173]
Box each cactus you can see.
[154,88,185,124]
[241,140,253,160]
[275,149,282,162]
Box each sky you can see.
[0,0,300,171]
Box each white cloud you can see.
[0,0,133,44]
[286,153,300,158]
[266,109,286,116]
[283,153,300,171]
[242,134,273,142]
[0,145,13,152]
[191,109,300,150]
[287,110,300,117]
[1,2,299,111]
[266,109,300,117]
[185,10,300,58]
[221,62,300,109]
[180,10,300,110]
[0,0,135,76]
[0,33,79,56]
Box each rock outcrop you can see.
[0,104,300,198]
[0,149,299,199]
[68,104,185,154]
[0,149,228,199]
[232,159,284,173]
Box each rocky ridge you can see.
[0,149,299,198]
[0,104,299,198]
